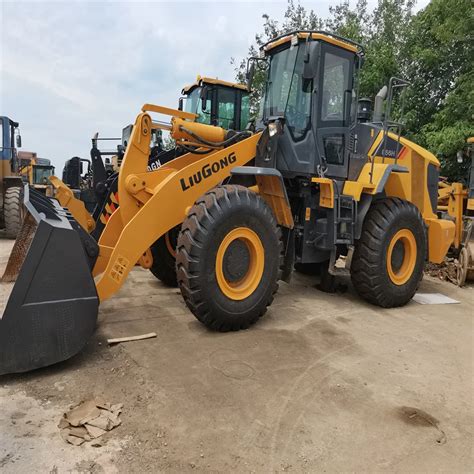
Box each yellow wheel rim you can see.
[387,229,417,285]
[165,232,176,258]
[215,227,265,300]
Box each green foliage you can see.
[419,72,473,180]
[163,134,175,151]
[232,0,473,180]
[401,0,473,180]
[325,0,369,43]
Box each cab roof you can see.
[261,30,364,55]
[182,75,248,95]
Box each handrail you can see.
[369,77,410,183]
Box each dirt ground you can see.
[0,237,473,473]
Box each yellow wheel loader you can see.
[179,75,250,130]
[0,117,25,238]
[18,152,55,195]
[437,137,474,285]
[0,31,456,375]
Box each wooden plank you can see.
[107,332,157,345]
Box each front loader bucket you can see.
[0,186,99,376]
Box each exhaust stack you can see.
[373,85,388,123]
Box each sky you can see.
[1,0,430,171]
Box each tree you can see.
[401,0,473,179]
[325,0,369,43]
[359,0,414,98]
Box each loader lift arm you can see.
[95,106,261,301]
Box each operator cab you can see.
[0,116,21,168]
[256,31,363,180]
[32,163,55,185]
[181,76,250,131]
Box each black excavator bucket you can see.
[0,186,99,376]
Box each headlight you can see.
[267,120,283,137]
[268,122,278,137]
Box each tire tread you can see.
[351,197,426,308]
[176,185,283,331]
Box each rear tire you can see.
[4,186,24,239]
[149,227,179,287]
[176,185,283,331]
[351,198,426,307]
[456,247,468,287]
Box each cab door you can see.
[214,87,238,130]
[315,43,354,179]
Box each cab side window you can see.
[285,47,312,140]
[321,52,350,123]
[216,88,236,129]
[196,95,212,125]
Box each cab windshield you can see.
[184,88,201,114]
[184,87,211,125]
[261,44,312,139]
[33,166,54,185]
[216,87,236,129]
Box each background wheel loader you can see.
[437,137,474,285]
[18,151,55,195]
[0,116,25,238]
[0,31,456,375]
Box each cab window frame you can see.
[317,45,354,128]
[285,45,313,142]
[215,86,238,130]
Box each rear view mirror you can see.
[303,42,319,81]
[246,56,268,91]
[16,134,22,148]
[246,62,255,91]
[200,87,209,111]
[178,97,184,111]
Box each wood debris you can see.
[58,400,123,446]
[107,332,157,345]
[425,259,458,284]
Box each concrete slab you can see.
[0,238,472,472]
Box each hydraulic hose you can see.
[178,144,214,155]
[179,126,251,148]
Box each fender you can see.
[231,166,294,282]
[231,166,294,229]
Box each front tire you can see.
[176,185,283,331]
[149,227,179,287]
[4,186,24,239]
[351,198,426,307]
